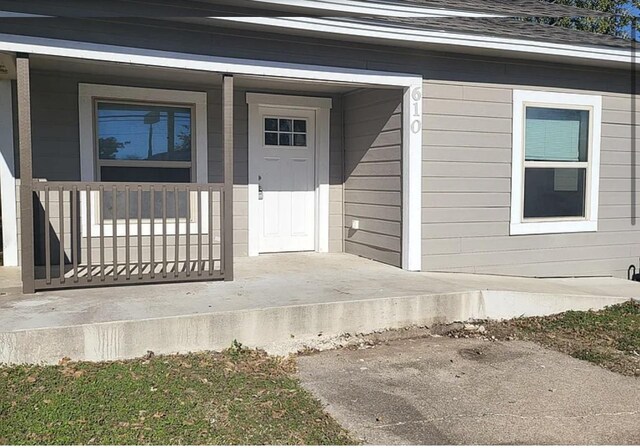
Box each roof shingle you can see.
[356,15,631,49]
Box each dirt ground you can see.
[471,300,640,376]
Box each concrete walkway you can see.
[0,253,639,364]
[298,337,640,445]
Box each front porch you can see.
[0,49,422,293]
[1,252,638,364]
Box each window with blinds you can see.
[524,107,589,162]
[510,90,601,235]
[522,106,590,219]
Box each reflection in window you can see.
[97,103,192,161]
[524,168,586,218]
[265,118,307,147]
[91,95,201,227]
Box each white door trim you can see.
[247,93,331,256]
[0,80,18,266]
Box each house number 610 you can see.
[410,86,422,134]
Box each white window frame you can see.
[78,84,208,237]
[510,90,602,236]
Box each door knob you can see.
[258,184,263,200]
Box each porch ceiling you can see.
[31,55,224,86]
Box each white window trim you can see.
[78,83,208,237]
[510,89,602,236]
[246,93,331,256]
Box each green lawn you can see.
[0,343,354,445]
[483,300,640,376]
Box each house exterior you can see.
[0,0,637,293]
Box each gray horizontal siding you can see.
[422,75,640,278]
[343,88,403,267]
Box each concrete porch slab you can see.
[1,253,639,364]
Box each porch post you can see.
[222,75,234,281]
[16,54,35,293]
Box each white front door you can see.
[254,107,316,253]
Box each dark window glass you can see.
[524,168,586,219]
[97,103,192,162]
[279,133,292,146]
[294,134,307,146]
[264,117,307,147]
[265,132,278,146]
[294,120,307,132]
[265,118,278,131]
[100,166,191,183]
[279,119,292,132]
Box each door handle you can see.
[258,184,264,200]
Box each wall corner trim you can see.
[0,79,18,266]
[402,81,423,271]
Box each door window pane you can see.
[264,117,307,147]
[97,103,192,162]
[294,120,306,132]
[279,133,292,146]
[265,118,278,131]
[265,132,278,146]
[294,134,307,147]
[525,107,589,162]
[524,168,586,218]
[279,119,292,132]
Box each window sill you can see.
[510,219,597,236]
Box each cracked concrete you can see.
[297,337,640,445]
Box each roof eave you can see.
[211,17,638,69]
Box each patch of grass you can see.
[482,300,640,377]
[0,347,355,445]
[570,349,615,364]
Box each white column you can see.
[0,79,18,266]
[402,81,423,271]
